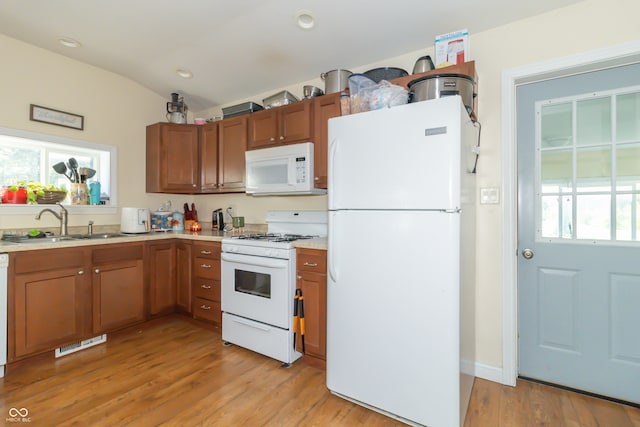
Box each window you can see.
[0,127,117,212]
[537,86,640,242]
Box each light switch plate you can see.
[480,187,500,204]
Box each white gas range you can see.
[220,211,327,366]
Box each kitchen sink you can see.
[69,233,130,240]
[1,233,130,245]
[1,236,80,244]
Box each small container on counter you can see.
[172,211,184,231]
[151,211,173,231]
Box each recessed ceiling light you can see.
[58,37,81,48]
[176,68,193,79]
[295,10,315,30]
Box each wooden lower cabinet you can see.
[191,242,222,326]
[12,247,90,359]
[295,248,327,368]
[147,242,176,315]
[92,244,145,334]
[8,238,228,364]
[175,240,192,313]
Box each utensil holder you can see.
[70,183,88,205]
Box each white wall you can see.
[1,0,639,380]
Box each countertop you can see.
[0,230,328,253]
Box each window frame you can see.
[0,127,118,215]
[535,85,640,245]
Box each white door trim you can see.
[501,39,640,386]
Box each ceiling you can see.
[0,0,581,112]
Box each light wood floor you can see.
[1,316,638,426]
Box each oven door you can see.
[221,252,292,329]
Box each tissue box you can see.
[435,29,469,68]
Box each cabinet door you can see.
[146,123,199,193]
[148,242,176,315]
[176,241,192,313]
[93,258,145,334]
[219,116,247,191]
[312,93,341,188]
[248,109,278,149]
[200,122,220,192]
[14,267,88,358]
[280,100,313,144]
[296,271,327,360]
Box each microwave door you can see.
[246,157,290,193]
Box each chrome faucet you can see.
[35,202,68,236]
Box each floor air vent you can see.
[55,334,107,358]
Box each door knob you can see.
[522,248,534,259]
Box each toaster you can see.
[121,207,150,233]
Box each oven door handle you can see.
[221,253,288,269]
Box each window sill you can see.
[0,204,118,215]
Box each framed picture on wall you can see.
[30,104,84,130]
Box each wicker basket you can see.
[36,190,67,204]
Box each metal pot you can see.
[320,69,353,94]
[407,73,475,114]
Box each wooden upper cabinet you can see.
[219,116,247,190]
[146,123,199,193]
[200,122,220,192]
[248,100,313,149]
[312,93,341,189]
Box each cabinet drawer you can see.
[192,243,221,260]
[296,249,327,273]
[192,257,220,279]
[192,279,220,301]
[193,297,221,324]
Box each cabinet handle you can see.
[200,284,212,289]
[94,269,100,274]
[315,177,319,181]
[279,136,285,140]
[78,270,85,275]
[270,137,275,142]
[201,264,212,269]
[297,275,302,280]
[200,304,211,310]
[192,184,197,187]
[200,250,212,255]
[303,262,318,267]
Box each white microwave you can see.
[245,142,326,196]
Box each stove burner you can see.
[232,233,317,243]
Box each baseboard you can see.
[462,359,505,385]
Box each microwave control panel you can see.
[296,156,308,183]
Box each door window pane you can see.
[577,97,611,146]
[616,194,639,241]
[616,92,640,141]
[576,195,611,240]
[541,195,573,239]
[616,143,640,191]
[541,150,572,192]
[541,103,572,148]
[576,147,611,192]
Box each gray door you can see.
[517,63,640,403]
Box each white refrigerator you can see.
[326,96,477,427]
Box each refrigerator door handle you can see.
[328,137,339,201]
[328,211,338,283]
